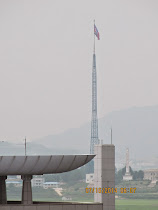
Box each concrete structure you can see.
[123,148,133,181]
[144,169,158,184]
[21,175,33,205]
[86,173,94,184]
[0,176,7,204]
[0,155,94,175]
[0,146,116,210]
[94,144,115,210]
[0,202,103,210]
[0,155,94,205]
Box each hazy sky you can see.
[0,0,158,142]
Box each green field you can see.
[7,183,158,209]
[116,199,158,210]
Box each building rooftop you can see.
[43,182,58,185]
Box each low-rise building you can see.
[32,176,45,187]
[86,173,94,184]
[43,182,59,189]
[6,176,22,187]
[144,169,158,183]
[6,181,22,187]
[62,196,72,201]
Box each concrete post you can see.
[21,175,33,205]
[94,144,115,210]
[0,176,7,204]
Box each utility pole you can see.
[111,127,113,144]
[24,137,27,156]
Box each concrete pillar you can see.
[94,144,115,210]
[0,176,7,204]
[21,175,33,205]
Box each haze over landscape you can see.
[0,0,158,143]
[1,105,158,170]
[0,0,158,170]
[1,1,158,209]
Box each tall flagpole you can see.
[94,20,95,54]
[90,20,99,154]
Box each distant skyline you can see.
[0,0,158,142]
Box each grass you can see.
[116,199,158,210]
[7,183,158,209]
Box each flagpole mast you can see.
[94,19,95,54]
[90,19,99,154]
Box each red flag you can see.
[94,24,100,40]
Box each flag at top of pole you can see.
[94,24,100,40]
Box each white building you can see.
[43,182,59,189]
[86,174,94,184]
[144,169,158,183]
[6,181,22,187]
[32,176,45,187]
[62,196,72,201]
[6,176,22,187]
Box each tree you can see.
[115,167,125,184]
[133,170,144,181]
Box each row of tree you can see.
[44,162,144,184]
[115,166,144,184]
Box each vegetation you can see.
[6,165,158,203]
[115,167,144,184]
[116,199,158,210]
